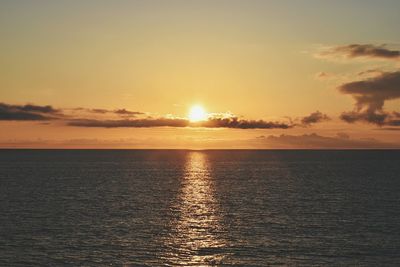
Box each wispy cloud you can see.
[72,107,144,117]
[317,44,400,61]
[314,72,336,80]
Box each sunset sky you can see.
[1,0,400,148]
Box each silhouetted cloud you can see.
[339,71,400,110]
[340,111,390,125]
[319,44,400,61]
[301,111,330,126]
[0,103,60,121]
[68,118,189,128]
[74,107,144,116]
[198,117,293,129]
[90,108,109,114]
[0,102,325,129]
[68,116,294,129]
[337,71,400,126]
[114,109,144,116]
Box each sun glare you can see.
[188,105,207,122]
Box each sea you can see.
[1,149,400,266]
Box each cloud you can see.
[0,102,325,129]
[90,108,109,114]
[337,71,400,125]
[68,118,189,128]
[300,111,330,126]
[357,69,384,77]
[318,44,400,61]
[340,110,389,125]
[339,71,400,109]
[336,132,350,139]
[260,133,395,149]
[73,107,144,116]
[315,72,336,80]
[114,109,144,116]
[68,116,294,129]
[0,103,60,121]
[3,132,394,149]
[198,117,293,129]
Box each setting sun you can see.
[188,105,207,122]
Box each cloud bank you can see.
[68,116,293,129]
[0,102,330,130]
[257,133,396,149]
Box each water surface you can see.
[1,150,400,266]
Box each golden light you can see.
[188,105,207,122]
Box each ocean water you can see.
[1,150,400,266]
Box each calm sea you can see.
[1,150,400,266]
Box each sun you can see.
[188,105,207,122]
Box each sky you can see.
[1,0,400,148]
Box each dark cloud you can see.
[90,109,109,114]
[18,104,59,113]
[198,117,293,129]
[74,108,143,116]
[387,119,400,126]
[68,118,189,128]
[114,109,144,116]
[340,111,389,125]
[301,111,330,126]
[0,103,59,121]
[68,116,293,129]
[339,71,400,109]
[0,102,324,129]
[357,69,384,77]
[337,71,400,126]
[320,44,400,60]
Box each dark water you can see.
[1,150,400,266]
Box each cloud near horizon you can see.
[0,102,329,130]
[318,44,400,61]
[255,133,396,149]
[72,107,144,116]
[300,111,330,126]
[0,103,60,121]
[1,132,395,149]
[68,116,294,129]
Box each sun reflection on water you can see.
[163,152,228,266]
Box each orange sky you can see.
[1,1,400,148]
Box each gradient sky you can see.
[1,0,400,148]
